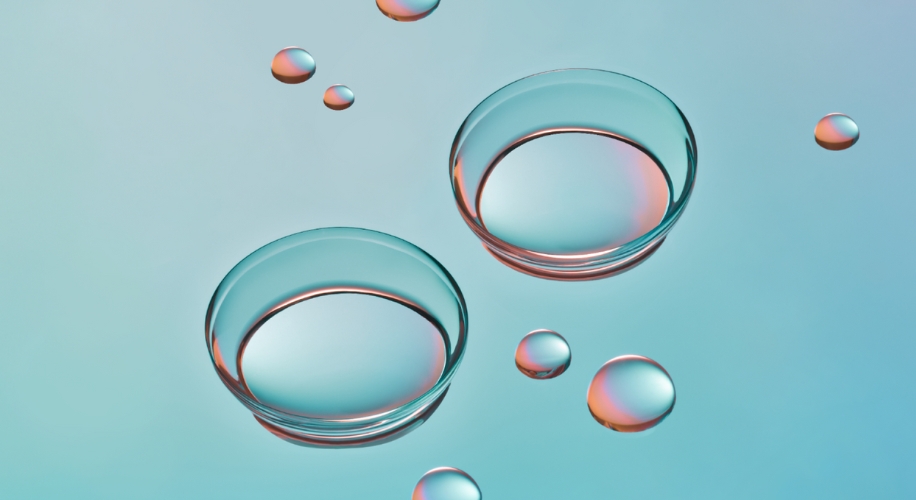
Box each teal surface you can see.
[1,1,914,498]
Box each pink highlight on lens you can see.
[587,355,675,433]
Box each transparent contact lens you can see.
[514,329,571,379]
[323,85,355,111]
[205,228,467,447]
[413,467,481,500]
[377,0,440,22]
[586,355,675,433]
[815,113,859,151]
[450,69,697,280]
[271,47,316,84]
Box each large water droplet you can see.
[451,69,697,280]
[377,0,440,22]
[514,329,571,379]
[271,47,315,84]
[206,228,468,447]
[324,84,355,110]
[815,113,859,151]
[413,467,481,500]
[587,355,675,432]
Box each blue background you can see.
[1,1,914,498]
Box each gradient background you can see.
[1,1,914,498]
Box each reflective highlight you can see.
[450,69,697,281]
[413,467,481,500]
[514,329,571,379]
[206,228,468,447]
[323,85,355,111]
[481,133,669,255]
[271,47,316,84]
[587,355,675,433]
[377,0,440,22]
[815,113,859,151]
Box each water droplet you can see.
[377,0,440,22]
[451,69,697,280]
[815,113,859,151]
[514,329,571,379]
[271,47,315,84]
[324,84,355,110]
[206,228,468,447]
[413,467,481,500]
[587,355,675,433]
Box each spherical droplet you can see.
[324,85,354,111]
[587,355,675,433]
[271,47,315,84]
[515,329,571,379]
[815,113,859,151]
[377,0,440,22]
[413,467,481,500]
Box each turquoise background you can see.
[1,1,914,498]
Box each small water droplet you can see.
[413,467,481,500]
[815,113,859,151]
[271,47,315,84]
[587,355,675,432]
[451,69,697,280]
[377,0,440,22]
[206,228,468,447]
[515,329,571,379]
[324,84,355,110]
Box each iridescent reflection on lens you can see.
[271,47,315,84]
[377,0,440,22]
[815,113,859,151]
[587,355,675,432]
[413,467,481,500]
[324,84,355,110]
[514,329,571,379]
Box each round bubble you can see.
[587,355,675,432]
[413,467,481,500]
[205,228,468,447]
[450,69,697,280]
[815,113,859,151]
[324,85,355,111]
[515,329,571,379]
[271,47,316,84]
[377,0,440,22]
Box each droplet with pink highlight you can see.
[515,329,571,379]
[412,467,481,500]
[587,355,675,433]
[324,84,355,111]
[815,113,859,151]
[271,47,315,84]
[377,0,440,22]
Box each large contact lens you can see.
[205,228,467,447]
[450,69,697,280]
